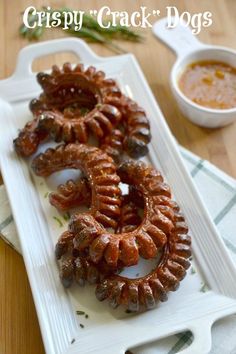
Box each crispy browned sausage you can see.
[37,105,121,144]
[32,144,122,229]
[99,129,124,162]
[95,207,191,312]
[55,193,142,288]
[14,63,151,159]
[69,160,175,268]
[104,93,151,158]
[55,189,191,311]
[31,63,122,149]
[14,63,121,157]
[49,179,91,212]
[34,63,151,158]
[30,63,120,114]
[13,117,48,157]
[116,194,142,233]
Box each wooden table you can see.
[0,1,235,353]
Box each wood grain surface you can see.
[0,1,235,353]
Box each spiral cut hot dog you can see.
[55,194,142,288]
[99,129,124,163]
[14,63,121,157]
[55,230,110,288]
[14,63,151,159]
[69,160,175,268]
[54,177,191,310]
[30,63,120,114]
[13,117,48,157]
[49,179,91,212]
[95,207,191,312]
[32,143,122,229]
[51,160,177,268]
[104,94,151,158]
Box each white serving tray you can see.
[0,38,236,354]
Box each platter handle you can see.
[152,17,205,57]
[13,38,104,80]
[177,319,212,354]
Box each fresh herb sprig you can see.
[19,7,144,54]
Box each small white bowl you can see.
[153,17,236,128]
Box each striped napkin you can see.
[0,147,236,354]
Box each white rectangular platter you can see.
[0,38,236,354]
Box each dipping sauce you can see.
[179,61,236,109]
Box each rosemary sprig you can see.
[66,27,127,54]
[19,7,144,54]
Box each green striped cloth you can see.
[0,147,236,354]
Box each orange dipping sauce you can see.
[179,61,236,110]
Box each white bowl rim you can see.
[171,45,236,117]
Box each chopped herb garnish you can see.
[63,212,70,221]
[189,256,193,261]
[190,267,196,275]
[200,283,209,293]
[125,309,132,314]
[76,310,85,316]
[76,310,89,319]
[135,273,140,277]
[71,338,75,344]
[53,216,63,227]
[44,191,49,198]
[80,107,90,115]
[80,323,84,328]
